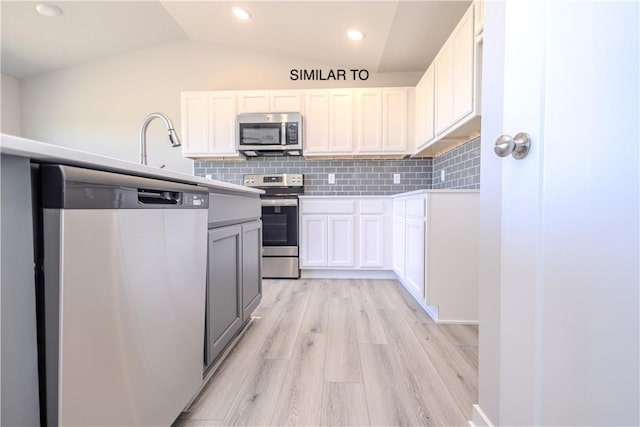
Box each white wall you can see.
[1,73,21,136]
[20,40,421,174]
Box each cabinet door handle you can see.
[494,132,531,159]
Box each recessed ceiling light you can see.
[232,7,251,21]
[36,3,63,17]
[347,28,365,41]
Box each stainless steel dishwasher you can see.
[37,164,208,427]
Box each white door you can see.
[236,91,270,114]
[434,41,453,135]
[358,215,384,268]
[392,203,406,276]
[181,93,210,155]
[300,215,327,267]
[327,215,354,267]
[404,217,425,299]
[381,88,408,152]
[477,2,639,426]
[209,93,237,155]
[328,90,354,153]
[270,91,302,113]
[303,90,330,154]
[355,89,382,153]
[451,5,474,123]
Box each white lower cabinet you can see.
[327,216,355,267]
[392,216,405,275]
[300,193,479,323]
[404,217,426,298]
[359,215,385,268]
[393,196,426,299]
[392,191,479,323]
[300,215,327,267]
[300,198,390,270]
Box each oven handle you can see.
[261,198,298,207]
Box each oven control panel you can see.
[243,174,303,188]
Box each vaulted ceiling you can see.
[1,1,470,79]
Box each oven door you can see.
[261,198,298,255]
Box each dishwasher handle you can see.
[138,189,181,205]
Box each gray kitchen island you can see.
[0,133,262,427]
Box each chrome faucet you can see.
[139,112,181,165]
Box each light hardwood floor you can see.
[174,279,478,427]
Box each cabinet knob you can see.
[494,132,531,159]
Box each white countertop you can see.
[299,189,479,199]
[0,134,263,195]
[389,188,480,197]
[298,195,394,199]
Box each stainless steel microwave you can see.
[237,112,303,156]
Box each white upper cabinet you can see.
[237,90,303,114]
[236,91,270,114]
[434,41,454,135]
[303,90,331,154]
[355,88,383,153]
[355,88,410,155]
[303,89,354,155]
[181,93,210,155]
[415,3,481,156]
[451,6,474,124]
[270,91,303,112]
[473,0,483,37]
[181,87,411,158]
[382,88,408,153]
[415,63,435,150]
[328,90,355,153]
[181,91,238,158]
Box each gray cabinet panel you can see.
[1,156,40,427]
[208,192,260,227]
[242,220,262,321]
[206,225,243,369]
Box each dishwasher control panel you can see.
[182,193,209,208]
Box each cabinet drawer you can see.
[301,199,355,214]
[406,197,426,217]
[208,192,261,226]
[360,199,386,215]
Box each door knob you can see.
[494,133,531,159]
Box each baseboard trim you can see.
[470,404,495,427]
[423,303,438,322]
[437,319,480,325]
[396,275,478,325]
[395,275,439,322]
[300,269,397,280]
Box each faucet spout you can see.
[139,112,181,165]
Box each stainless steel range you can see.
[243,173,303,279]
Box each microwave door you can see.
[239,123,283,146]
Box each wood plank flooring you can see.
[174,279,478,427]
